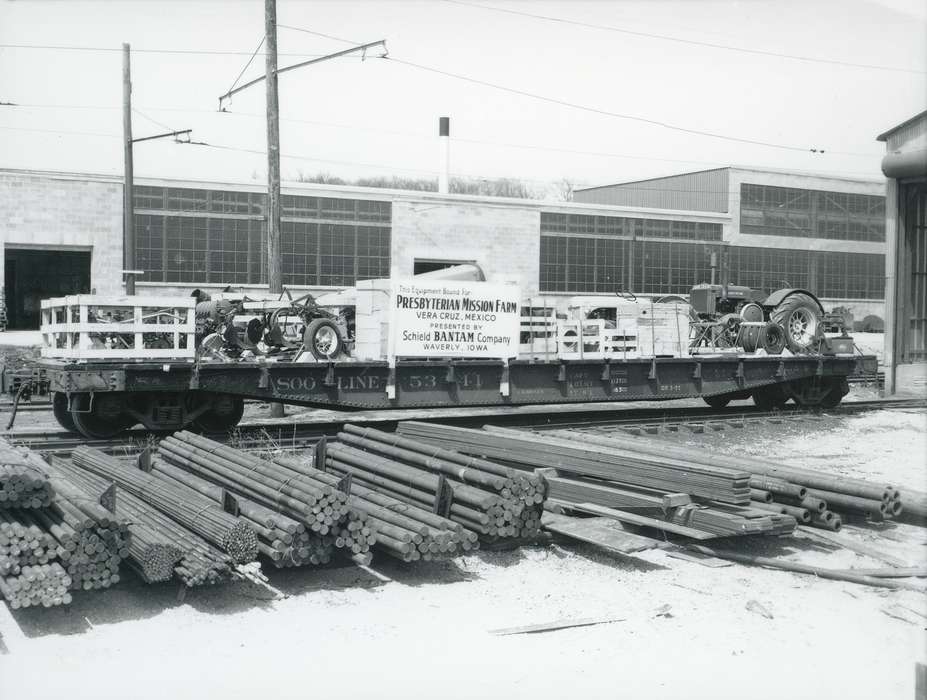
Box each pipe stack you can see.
[326,424,547,542]
[0,509,62,575]
[156,432,353,566]
[0,563,72,609]
[72,446,258,565]
[153,459,334,568]
[45,460,190,584]
[0,440,53,508]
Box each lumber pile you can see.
[397,423,793,540]
[157,432,359,567]
[548,429,906,532]
[72,446,258,565]
[0,439,53,508]
[325,424,547,546]
[397,422,750,505]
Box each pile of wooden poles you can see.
[72,446,258,565]
[329,424,547,544]
[0,439,53,508]
[156,432,356,568]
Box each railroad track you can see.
[1,397,922,458]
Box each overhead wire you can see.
[0,43,354,58]
[444,0,926,75]
[226,35,266,97]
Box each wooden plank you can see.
[568,502,716,540]
[542,512,662,554]
[489,616,624,636]
[665,550,732,568]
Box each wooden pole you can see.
[265,0,285,417]
[122,43,135,295]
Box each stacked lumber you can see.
[72,446,258,565]
[552,429,906,532]
[397,422,749,505]
[157,432,356,567]
[544,474,796,537]
[326,423,546,545]
[0,440,53,508]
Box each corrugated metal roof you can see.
[877,110,927,142]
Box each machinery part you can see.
[771,293,822,352]
[52,392,78,433]
[192,395,245,433]
[762,322,786,354]
[70,393,133,439]
[820,377,849,409]
[752,384,789,409]
[739,302,764,323]
[304,318,343,360]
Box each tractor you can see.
[687,284,844,409]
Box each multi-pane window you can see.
[133,186,391,286]
[540,212,722,241]
[740,183,885,241]
[727,246,812,291]
[636,240,713,294]
[817,251,885,299]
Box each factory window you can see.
[540,212,721,241]
[635,240,712,294]
[740,183,885,241]
[817,251,884,299]
[132,187,391,287]
[727,246,812,291]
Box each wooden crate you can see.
[40,295,196,361]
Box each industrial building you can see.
[1,165,885,330]
[878,111,927,395]
[574,166,886,323]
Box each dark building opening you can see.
[3,248,91,329]
[413,258,474,275]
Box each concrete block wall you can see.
[390,200,541,293]
[0,171,124,295]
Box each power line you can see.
[276,24,359,45]
[445,0,926,75]
[0,43,357,58]
[2,101,884,166]
[132,108,175,133]
[0,124,119,138]
[226,36,266,96]
[382,56,826,154]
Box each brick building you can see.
[1,166,886,329]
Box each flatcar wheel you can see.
[702,395,731,408]
[752,385,788,409]
[192,396,244,433]
[70,394,130,440]
[52,393,78,433]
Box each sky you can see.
[1,0,925,196]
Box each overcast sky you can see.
[1,0,925,195]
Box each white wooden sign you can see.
[389,280,520,358]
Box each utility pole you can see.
[265,0,282,296]
[123,43,135,295]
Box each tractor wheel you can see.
[304,319,343,360]
[771,293,822,352]
[752,384,789,409]
[703,395,731,408]
[52,393,78,433]
[192,396,245,433]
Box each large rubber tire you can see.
[304,318,343,360]
[703,395,731,408]
[192,396,245,433]
[771,293,822,353]
[52,392,78,433]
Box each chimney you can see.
[438,116,450,194]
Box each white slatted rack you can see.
[40,295,196,360]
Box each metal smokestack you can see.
[438,116,450,194]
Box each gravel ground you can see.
[1,406,925,700]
